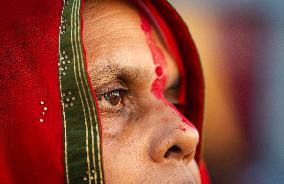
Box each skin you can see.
[83,0,201,183]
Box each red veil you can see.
[0,0,210,183]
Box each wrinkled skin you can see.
[83,0,201,183]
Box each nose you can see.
[148,107,199,164]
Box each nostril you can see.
[164,145,182,158]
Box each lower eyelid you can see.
[97,88,138,119]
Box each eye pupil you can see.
[105,91,121,106]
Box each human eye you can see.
[164,78,184,112]
[96,83,128,114]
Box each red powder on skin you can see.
[155,66,163,77]
[139,11,166,99]
[139,11,166,68]
[151,77,166,99]
[139,11,195,128]
[177,125,187,132]
[165,98,195,128]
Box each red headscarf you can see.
[0,0,210,183]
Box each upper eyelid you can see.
[95,80,128,96]
[96,87,123,97]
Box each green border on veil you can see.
[58,0,104,183]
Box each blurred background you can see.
[168,0,284,184]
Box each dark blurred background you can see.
[169,1,284,184]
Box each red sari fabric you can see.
[0,0,64,183]
[0,0,210,183]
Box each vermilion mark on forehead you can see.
[140,11,166,69]
[155,66,163,77]
[139,11,194,128]
[139,11,166,98]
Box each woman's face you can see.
[83,0,200,183]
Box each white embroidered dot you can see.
[40,101,44,105]
[44,107,48,111]
[40,118,44,123]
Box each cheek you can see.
[100,116,126,141]
[99,98,141,141]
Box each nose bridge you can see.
[160,96,196,129]
[148,97,199,163]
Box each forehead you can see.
[83,0,178,86]
[84,0,149,59]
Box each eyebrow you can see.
[88,59,153,90]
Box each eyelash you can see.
[96,88,128,113]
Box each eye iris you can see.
[105,91,121,106]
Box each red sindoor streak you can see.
[139,12,195,128]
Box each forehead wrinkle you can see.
[85,13,139,34]
[84,0,177,91]
[84,0,141,38]
[86,38,144,56]
[85,19,144,50]
[85,0,137,20]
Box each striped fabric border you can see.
[58,0,104,183]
